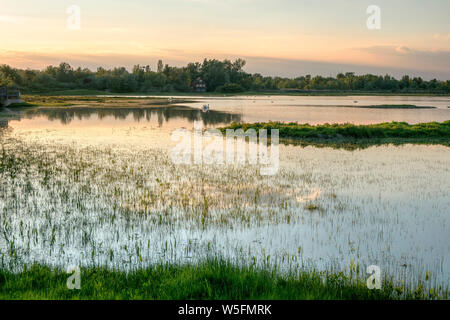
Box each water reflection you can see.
[0,108,20,128]
[19,105,242,127]
[1,99,449,295]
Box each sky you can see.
[0,0,449,79]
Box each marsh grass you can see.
[0,127,449,300]
[343,104,435,109]
[17,95,194,108]
[222,121,450,148]
[0,260,434,300]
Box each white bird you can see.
[296,188,321,203]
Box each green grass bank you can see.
[0,261,440,300]
[221,121,450,148]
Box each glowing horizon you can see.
[1,0,449,79]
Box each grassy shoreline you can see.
[340,104,436,109]
[0,261,437,300]
[21,89,450,97]
[11,95,195,108]
[8,94,445,109]
[221,121,450,148]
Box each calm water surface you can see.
[161,94,450,124]
[0,95,449,292]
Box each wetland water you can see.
[0,95,449,293]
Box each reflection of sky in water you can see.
[1,97,449,292]
[179,95,450,125]
[3,95,450,130]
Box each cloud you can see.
[432,33,450,40]
[0,50,189,72]
[243,55,450,80]
[358,45,447,56]
[395,46,412,54]
[0,15,29,23]
[354,45,450,76]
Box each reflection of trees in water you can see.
[0,109,21,128]
[0,120,8,128]
[23,106,242,126]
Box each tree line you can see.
[0,59,449,94]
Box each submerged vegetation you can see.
[1,107,449,300]
[222,121,450,147]
[343,104,435,109]
[0,260,439,300]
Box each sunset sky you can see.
[1,0,449,79]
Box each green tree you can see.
[157,60,164,73]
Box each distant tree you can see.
[56,62,75,83]
[216,83,245,93]
[0,65,22,86]
[1,58,447,94]
[157,60,164,73]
